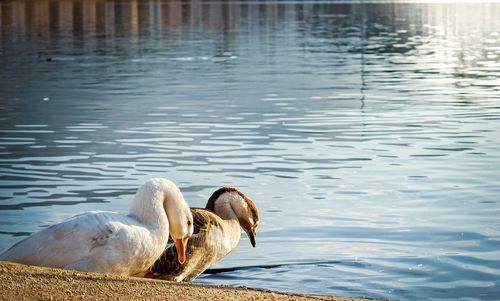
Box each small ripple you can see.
[0,155,89,163]
[424,147,474,152]
[54,140,92,144]
[410,154,448,157]
[0,199,108,211]
[15,125,48,128]
[0,231,31,237]
[0,129,54,134]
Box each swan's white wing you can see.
[0,211,144,271]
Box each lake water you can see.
[1,0,500,300]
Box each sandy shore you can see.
[0,261,383,301]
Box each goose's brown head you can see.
[206,187,259,247]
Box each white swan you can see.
[0,178,193,276]
[146,186,259,281]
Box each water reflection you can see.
[1,1,500,301]
[1,1,499,91]
[1,0,247,36]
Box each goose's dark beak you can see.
[244,228,256,248]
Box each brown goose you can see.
[145,187,259,282]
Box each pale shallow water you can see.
[1,1,500,300]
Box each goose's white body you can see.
[0,178,193,277]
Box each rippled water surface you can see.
[1,1,500,300]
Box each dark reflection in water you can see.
[1,1,500,300]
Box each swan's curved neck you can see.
[130,179,183,231]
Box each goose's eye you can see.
[187,220,192,227]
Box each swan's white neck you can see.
[129,178,185,235]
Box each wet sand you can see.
[0,261,383,301]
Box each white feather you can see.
[0,178,193,277]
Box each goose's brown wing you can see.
[149,208,223,281]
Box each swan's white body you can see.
[0,178,193,276]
